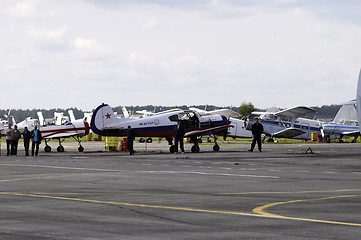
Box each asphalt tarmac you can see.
[0,141,360,239]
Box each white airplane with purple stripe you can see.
[91,103,232,153]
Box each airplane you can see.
[37,111,90,152]
[91,103,233,153]
[246,106,321,141]
[320,100,359,143]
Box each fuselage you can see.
[91,104,229,139]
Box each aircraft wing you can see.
[43,132,80,139]
[340,130,360,136]
[185,125,232,138]
[275,106,316,118]
[272,127,306,138]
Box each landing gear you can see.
[213,144,220,152]
[57,145,65,152]
[146,137,153,143]
[169,145,176,153]
[44,145,51,152]
[78,146,84,152]
[191,145,200,153]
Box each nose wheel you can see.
[213,144,220,152]
[191,145,200,153]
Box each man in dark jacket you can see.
[23,126,31,156]
[127,126,136,155]
[249,118,264,152]
[10,125,22,156]
[174,120,186,154]
[31,125,42,156]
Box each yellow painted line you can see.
[217,189,361,195]
[253,194,361,227]
[0,192,259,218]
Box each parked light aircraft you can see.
[246,106,320,141]
[91,103,233,153]
[321,100,359,143]
[37,111,90,152]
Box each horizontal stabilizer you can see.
[273,127,306,138]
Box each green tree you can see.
[238,102,255,119]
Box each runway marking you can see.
[0,163,279,179]
[0,191,260,218]
[0,163,127,172]
[0,171,359,227]
[217,189,361,195]
[0,191,360,227]
[253,194,361,227]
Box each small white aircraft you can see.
[91,103,233,153]
[37,111,90,152]
[246,106,321,141]
[321,100,359,143]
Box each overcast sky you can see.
[2,0,361,110]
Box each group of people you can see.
[5,124,42,156]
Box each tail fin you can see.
[68,110,76,122]
[90,104,119,135]
[11,116,17,126]
[357,69,361,133]
[122,106,130,118]
[37,112,45,126]
[54,112,64,125]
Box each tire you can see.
[78,146,84,152]
[57,146,64,152]
[213,144,220,152]
[44,145,51,152]
[169,145,176,153]
[191,145,200,153]
[146,137,153,143]
[139,137,145,143]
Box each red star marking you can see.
[105,113,111,119]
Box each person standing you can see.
[249,118,264,152]
[10,125,22,156]
[127,126,136,155]
[6,124,13,156]
[31,125,42,156]
[23,126,31,156]
[174,120,185,154]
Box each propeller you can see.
[318,119,325,138]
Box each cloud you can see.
[6,0,39,18]
[26,25,69,51]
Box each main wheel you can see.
[146,137,153,143]
[57,146,64,152]
[191,145,200,153]
[44,145,51,152]
[169,145,176,153]
[213,144,220,152]
[78,146,84,152]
